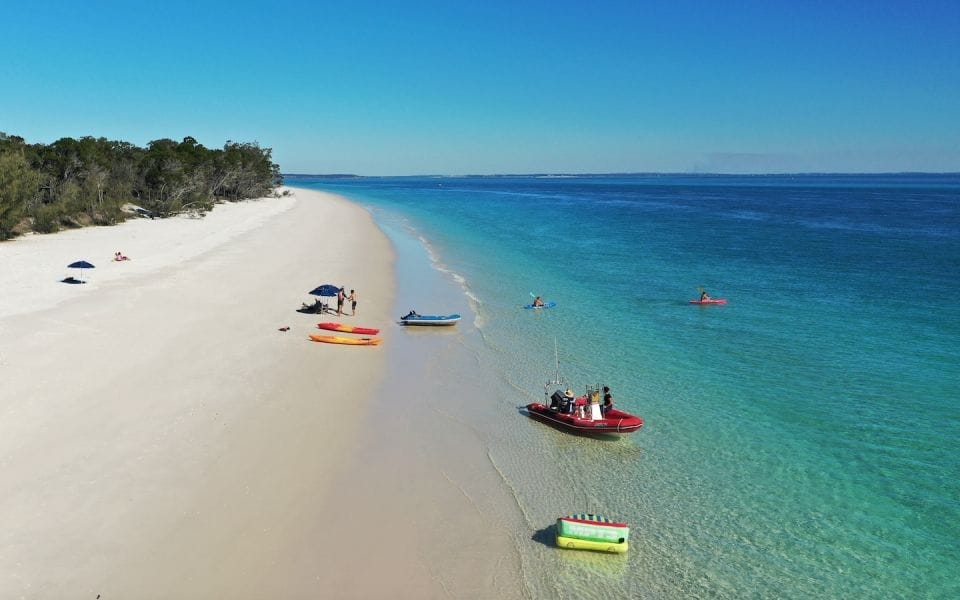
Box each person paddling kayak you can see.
[532,295,545,307]
[691,288,727,305]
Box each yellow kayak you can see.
[555,534,628,554]
[309,334,382,346]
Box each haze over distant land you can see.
[2,1,957,175]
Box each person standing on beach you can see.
[348,289,357,316]
[336,287,345,316]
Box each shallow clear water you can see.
[293,174,960,598]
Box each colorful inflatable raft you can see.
[555,514,629,554]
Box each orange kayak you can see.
[309,334,382,346]
[317,322,380,335]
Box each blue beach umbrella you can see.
[67,260,95,282]
[309,284,340,297]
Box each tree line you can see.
[0,132,282,240]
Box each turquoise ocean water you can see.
[293,174,959,598]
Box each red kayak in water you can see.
[689,298,727,305]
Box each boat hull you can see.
[526,402,643,435]
[398,314,461,326]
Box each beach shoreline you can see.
[0,185,529,599]
[0,188,524,598]
[0,188,383,596]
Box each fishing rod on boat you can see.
[545,337,566,402]
[548,338,564,383]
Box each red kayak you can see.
[317,322,380,335]
[689,298,727,305]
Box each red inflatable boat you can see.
[526,401,643,435]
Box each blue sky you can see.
[2,0,958,174]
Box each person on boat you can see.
[602,386,614,416]
[574,392,590,418]
[403,309,420,319]
[549,390,564,410]
[532,296,545,307]
[563,389,576,414]
[699,289,710,302]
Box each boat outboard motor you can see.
[550,390,565,410]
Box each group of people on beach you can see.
[301,286,359,315]
[336,287,358,316]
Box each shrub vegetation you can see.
[0,132,282,240]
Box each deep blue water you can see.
[292,174,960,598]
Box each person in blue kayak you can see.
[532,296,545,307]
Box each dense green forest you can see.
[0,132,282,240]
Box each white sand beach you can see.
[0,187,524,599]
[0,189,522,599]
[0,187,387,597]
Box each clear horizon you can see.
[2,0,958,175]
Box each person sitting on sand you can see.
[533,296,545,307]
[302,298,323,313]
[114,251,129,261]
